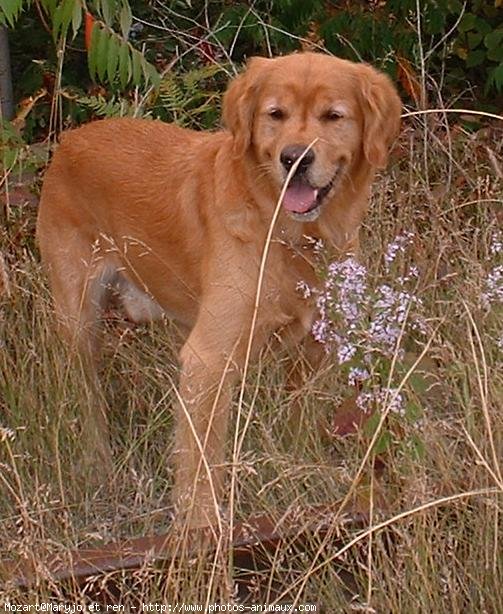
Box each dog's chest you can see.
[262,236,322,332]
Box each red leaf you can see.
[396,55,422,105]
[331,393,372,437]
[85,12,95,52]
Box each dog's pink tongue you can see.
[282,183,318,213]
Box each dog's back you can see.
[37,118,229,334]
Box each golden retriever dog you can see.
[37,52,401,529]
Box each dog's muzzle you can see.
[282,165,343,222]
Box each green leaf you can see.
[77,93,134,117]
[100,0,116,26]
[52,0,76,40]
[487,62,503,92]
[363,412,380,438]
[131,48,142,86]
[1,121,23,170]
[40,0,57,14]
[0,0,23,27]
[142,61,160,89]
[374,430,392,455]
[458,13,476,32]
[107,34,120,84]
[474,17,492,36]
[409,434,426,461]
[409,373,428,396]
[118,41,131,89]
[467,31,483,49]
[425,6,445,35]
[405,401,423,423]
[96,26,109,82]
[447,0,463,11]
[119,1,132,39]
[2,146,18,170]
[71,0,82,38]
[484,29,503,50]
[487,45,503,62]
[466,48,486,67]
[87,22,101,82]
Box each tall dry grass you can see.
[0,71,502,612]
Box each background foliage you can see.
[1,0,502,142]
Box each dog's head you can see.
[223,53,401,222]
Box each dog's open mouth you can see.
[282,167,342,222]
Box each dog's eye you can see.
[268,108,285,120]
[322,110,343,122]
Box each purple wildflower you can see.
[296,280,312,299]
[312,257,367,350]
[337,342,357,364]
[356,391,373,413]
[384,232,415,271]
[481,264,503,309]
[489,230,502,256]
[312,318,329,345]
[308,235,425,401]
[313,238,324,255]
[356,387,405,416]
[368,284,421,357]
[348,366,370,386]
[311,247,424,361]
[325,258,367,327]
[409,265,420,278]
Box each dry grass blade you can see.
[462,300,503,488]
[281,488,500,607]
[228,139,319,542]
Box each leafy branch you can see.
[0,0,160,90]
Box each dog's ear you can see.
[357,64,402,169]
[223,57,271,156]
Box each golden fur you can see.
[37,52,401,528]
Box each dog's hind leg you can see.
[282,326,330,447]
[40,232,115,474]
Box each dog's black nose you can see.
[280,145,315,173]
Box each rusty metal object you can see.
[0,504,365,598]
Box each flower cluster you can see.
[296,280,312,299]
[312,259,422,361]
[348,366,370,387]
[356,387,405,416]
[482,229,503,352]
[489,229,502,256]
[312,257,368,365]
[384,231,414,271]
[481,264,503,309]
[307,234,425,416]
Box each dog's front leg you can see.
[172,293,263,530]
[173,344,236,529]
